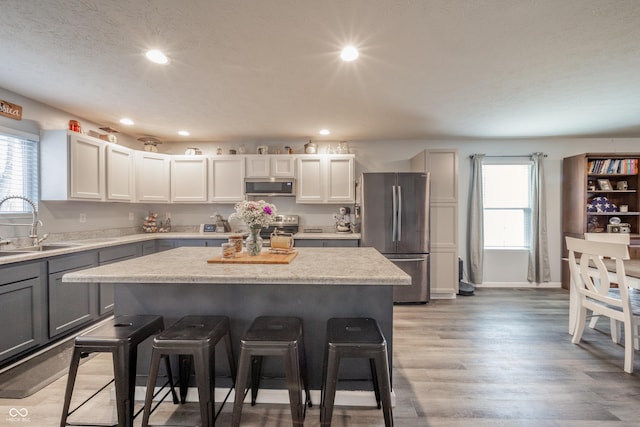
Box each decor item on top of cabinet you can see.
[99,127,119,143]
[230,200,277,256]
[587,196,618,212]
[138,136,163,152]
[143,212,159,232]
[68,120,82,133]
[304,141,317,154]
[185,147,203,155]
[328,142,350,154]
[257,145,269,155]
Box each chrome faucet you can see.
[0,195,47,246]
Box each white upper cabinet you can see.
[245,155,295,178]
[171,156,208,202]
[209,156,245,203]
[271,156,296,177]
[296,155,355,204]
[41,130,106,201]
[106,144,135,201]
[296,156,324,203]
[326,155,355,203]
[136,151,171,203]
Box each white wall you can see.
[2,86,639,284]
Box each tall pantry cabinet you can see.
[411,149,459,298]
[562,153,640,288]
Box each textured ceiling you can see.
[1,0,640,142]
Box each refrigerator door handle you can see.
[392,185,397,242]
[397,185,402,241]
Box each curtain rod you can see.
[469,153,547,158]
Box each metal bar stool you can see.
[231,316,312,427]
[141,315,236,427]
[320,317,393,427]
[60,315,177,427]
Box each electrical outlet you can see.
[128,212,134,221]
[79,213,86,223]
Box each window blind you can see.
[0,132,39,212]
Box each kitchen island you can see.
[63,246,409,402]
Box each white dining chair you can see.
[584,233,631,333]
[566,236,640,373]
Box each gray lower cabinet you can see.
[0,262,46,363]
[157,239,233,252]
[295,239,359,247]
[142,241,157,255]
[98,243,142,315]
[157,239,207,252]
[48,252,99,339]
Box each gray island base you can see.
[63,247,410,406]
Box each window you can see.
[482,161,532,249]
[0,130,39,213]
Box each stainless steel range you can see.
[260,214,299,241]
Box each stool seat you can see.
[232,316,311,427]
[321,317,393,427]
[154,315,232,346]
[75,315,164,347]
[60,315,176,427]
[141,315,236,427]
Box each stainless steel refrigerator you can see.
[360,172,430,303]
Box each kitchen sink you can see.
[0,243,82,255]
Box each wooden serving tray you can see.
[207,250,298,264]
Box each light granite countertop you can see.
[62,246,410,286]
[0,231,360,265]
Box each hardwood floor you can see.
[2,288,640,426]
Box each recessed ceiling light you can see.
[145,49,169,64]
[119,118,134,126]
[319,129,331,136]
[177,130,190,136]
[340,46,359,61]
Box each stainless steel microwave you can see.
[245,178,295,196]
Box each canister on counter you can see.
[229,234,243,253]
[221,243,235,259]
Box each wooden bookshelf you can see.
[561,153,640,289]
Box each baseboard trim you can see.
[476,281,562,288]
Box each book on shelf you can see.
[588,158,638,175]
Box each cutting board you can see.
[207,250,298,264]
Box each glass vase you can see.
[245,226,263,256]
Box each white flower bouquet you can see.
[231,200,277,229]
